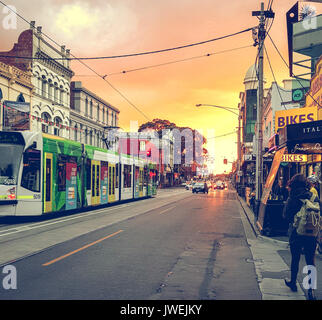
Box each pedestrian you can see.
[273,177,289,201]
[282,173,320,300]
[307,175,319,199]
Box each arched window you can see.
[0,87,3,100]
[17,93,25,102]
[41,112,51,133]
[54,116,62,136]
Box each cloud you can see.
[44,1,138,55]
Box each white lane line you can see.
[159,206,177,215]
[0,192,188,238]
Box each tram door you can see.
[108,163,116,202]
[91,160,100,205]
[139,167,144,197]
[44,153,53,213]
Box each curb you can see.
[236,193,289,247]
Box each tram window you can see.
[57,159,66,192]
[92,165,95,197]
[21,149,41,192]
[123,164,132,188]
[96,165,100,197]
[109,166,112,195]
[112,167,115,194]
[86,160,91,190]
[115,165,119,189]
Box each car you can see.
[215,180,225,190]
[192,182,208,194]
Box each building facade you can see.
[69,81,120,148]
[0,60,33,131]
[0,22,73,138]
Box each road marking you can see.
[159,206,176,215]
[42,230,124,266]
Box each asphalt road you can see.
[0,189,261,300]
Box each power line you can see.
[0,27,255,61]
[207,131,237,140]
[263,45,287,110]
[267,33,322,108]
[0,0,152,121]
[73,45,252,78]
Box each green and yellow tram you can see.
[0,131,158,216]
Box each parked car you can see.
[192,182,208,194]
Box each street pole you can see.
[254,2,265,215]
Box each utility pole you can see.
[252,2,274,215]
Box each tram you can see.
[0,131,158,216]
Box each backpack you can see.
[293,194,321,237]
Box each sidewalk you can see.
[237,192,321,300]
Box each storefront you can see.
[257,119,322,235]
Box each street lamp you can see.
[195,103,242,186]
[195,104,239,116]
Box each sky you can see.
[0,0,321,174]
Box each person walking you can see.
[307,175,319,199]
[282,173,320,300]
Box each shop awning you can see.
[257,147,287,232]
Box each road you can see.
[0,188,261,300]
[0,187,320,301]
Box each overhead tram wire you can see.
[73,44,252,78]
[0,27,256,61]
[0,0,151,121]
[264,45,288,110]
[0,0,255,120]
[267,33,322,108]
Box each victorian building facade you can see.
[0,22,73,138]
[69,81,120,148]
[0,60,33,131]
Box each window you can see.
[109,166,112,195]
[0,87,3,100]
[115,164,119,188]
[21,149,40,192]
[90,100,93,118]
[54,117,62,136]
[57,155,76,192]
[123,164,132,188]
[97,104,100,121]
[41,112,51,133]
[54,83,58,102]
[16,93,25,102]
[85,98,88,116]
[42,79,47,98]
[86,159,91,190]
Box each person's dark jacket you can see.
[282,186,320,225]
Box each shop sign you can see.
[289,143,322,154]
[278,120,322,146]
[281,154,307,162]
[275,106,318,132]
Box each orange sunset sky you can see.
[1,0,321,174]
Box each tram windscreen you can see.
[0,132,24,185]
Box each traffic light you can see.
[223,158,228,165]
[146,148,151,157]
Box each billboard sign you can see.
[3,101,30,131]
[275,106,318,132]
